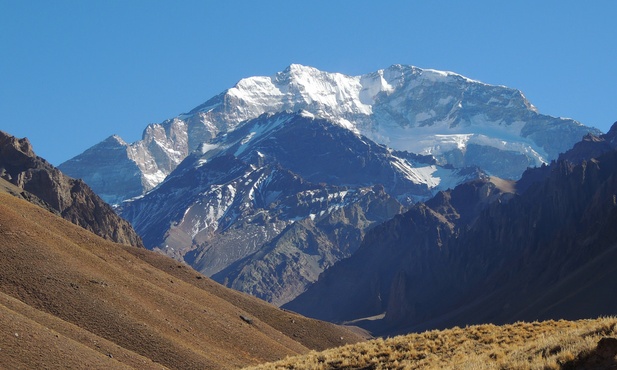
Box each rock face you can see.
[284,176,515,326]
[211,183,403,306]
[0,131,143,248]
[59,64,599,204]
[285,122,617,335]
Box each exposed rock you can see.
[0,131,143,248]
[212,184,404,306]
[123,113,472,304]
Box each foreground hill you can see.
[0,191,365,369]
[248,317,617,370]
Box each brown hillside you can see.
[0,192,365,369]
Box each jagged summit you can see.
[189,63,535,134]
[60,64,598,204]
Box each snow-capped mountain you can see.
[59,64,598,204]
[59,64,601,304]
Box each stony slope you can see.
[0,192,365,369]
[0,130,143,248]
[285,176,515,326]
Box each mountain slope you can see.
[122,112,445,304]
[286,122,617,335]
[284,176,515,325]
[0,131,143,248]
[57,64,600,309]
[0,191,365,369]
[59,64,599,204]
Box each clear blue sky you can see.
[1,1,616,165]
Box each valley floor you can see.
[246,316,617,370]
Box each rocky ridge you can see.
[0,131,143,248]
[285,121,617,335]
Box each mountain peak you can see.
[283,63,321,75]
[0,130,35,159]
[604,121,617,144]
[61,64,600,203]
[103,134,128,146]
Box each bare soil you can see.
[0,192,365,369]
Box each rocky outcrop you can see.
[0,131,143,248]
[563,337,617,370]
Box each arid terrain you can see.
[0,190,365,369]
[248,316,617,369]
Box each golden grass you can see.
[247,317,617,370]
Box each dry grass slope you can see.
[247,317,617,370]
[0,192,365,369]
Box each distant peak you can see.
[285,63,316,73]
[103,134,128,146]
[279,64,322,79]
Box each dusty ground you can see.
[0,192,365,369]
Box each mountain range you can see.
[2,61,617,368]
[58,64,601,306]
[60,64,597,204]
[0,132,365,369]
[285,122,617,336]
